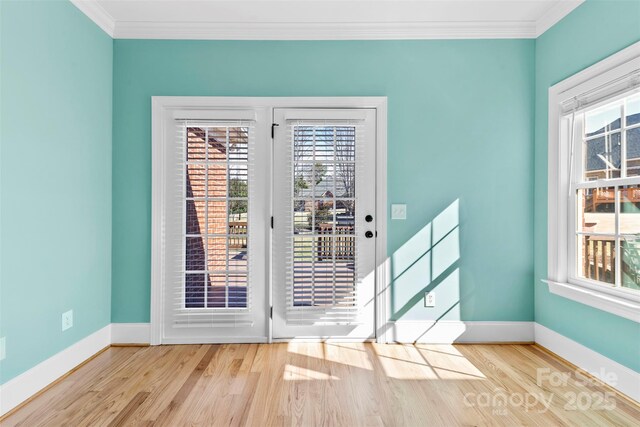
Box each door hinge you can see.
[271,216,274,229]
[270,306,273,319]
[271,123,279,139]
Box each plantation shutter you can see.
[167,117,257,328]
[275,116,368,325]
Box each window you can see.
[571,94,640,291]
[547,42,640,322]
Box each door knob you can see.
[365,231,374,238]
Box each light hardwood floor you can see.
[2,343,638,426]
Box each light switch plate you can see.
[62,310,73,331]
[391,204,407,220]
[0,337,5,361]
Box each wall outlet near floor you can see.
[424,292,436,307]
[0,336,6,361]
[62,310,73,331]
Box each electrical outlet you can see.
[0,337,6,361]
[62,310,73,331]
[424,292,435,308]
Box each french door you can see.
[156,108,270,343]
[272,109,377,340]
[153,100,380,344]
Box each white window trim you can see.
[151,96,388,344]
[546,41,640,323]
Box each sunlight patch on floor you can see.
[415,345,487,380]
[324,343,374,371]
[285,342,374,371]
[372,344,439,379]
[372,344,487,380]
[283,364,340,381]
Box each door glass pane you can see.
[186,200,205,234]
[314,127,335,161]
[207,237,227,271]
[293,236,313,307]
[186,164,206,197]
[207,274,227,308]
[228,274,248,307]
[229,199,248,221]
[315,200,334,233]
[291,125,357,308]
[336,127,356,161]
[207,200,226,235]
[314,164,334,198]
[207,164,226,197]
[185,236,206,271]
[293,126,314,160]
[185,273,205,308]
[184,126,249,309]
[335,163,355,197]
[207,128,228,161]
[187,128,206,161]
[228,164,248,196]
[229,247,248,270]
[228,127,249,161]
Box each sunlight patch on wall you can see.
[390,200,461,320]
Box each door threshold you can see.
[271,338,376,343]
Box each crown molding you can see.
[535,0,584,37]
[113,21,538,40]
[70,0,115,37]
[70,1,584,41]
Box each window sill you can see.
[542,280,640,323]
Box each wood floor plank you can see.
[107,392,150,427]
[2,343,638,427]
[128,345,209,425]
[148,345,219,426]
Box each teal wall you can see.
[0,0,113,384]
[112,40,535,323]
[6,0,637,390]
[534,0,640,372]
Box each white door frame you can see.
[151,96,388,345]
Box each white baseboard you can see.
[387,320,535,343]
[0,324,111,416]
[534,323,640,402]
[111,323,150,345]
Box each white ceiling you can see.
[71,0,584,40]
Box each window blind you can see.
[561,68,640,115]
[169,119,256,328]
[275,120,367,325]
